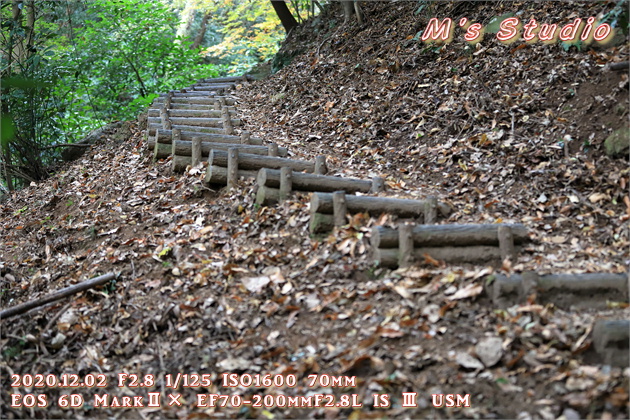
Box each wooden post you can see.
[279,167,293,202]
[314,156,327,175]
[227,148,239,189]
[160,107,172,130]
[498,225,516,262]
[370,176,385,193]
[164,92,173,110]
[171,129,181,158]
[424,196,438,224]
[268,143,279,157]
[241,131,251,144]
[332,191,347,227]
[214,100,221,111]
[398,223,414,268]
[191,137,202,167]
[221,107,234,135]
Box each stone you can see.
[604,126,630,158]
[475,337,504,367]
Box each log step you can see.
[209,150,318,173]
[153,103,235,111]
[488,272,629,309]
[199,75,252,83]
[257,168,383,194]
[147,116,241,128]
[592,320,629,367]
[150,129,263,146]
[371,223,529,248]
[148,124,225,136]
[148,109,236,118]
[187,84,235,90]
[204,165,257,185]
[157,92,235,100]
[311,192,451,220]
[155,141,287,160]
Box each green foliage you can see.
[57,0,221,131]
[202,0,286,74]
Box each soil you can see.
[1,2,629,419]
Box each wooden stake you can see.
[279,167,293,202]
[191,137,202,167]
[424,195,438,224]
[398,223,414,268]
[498,225,516,263]
[160,107,172,130]
[314,156,327,175]
[0,273,117,319]
[370,176,385,193]
[222,107,234,135]
[241,131,251,144]
[268,143,278,157]
[332,191,347,227]
[227,148,239,189]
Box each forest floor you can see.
[1,1,629,419]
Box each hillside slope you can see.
[1,1,629,419]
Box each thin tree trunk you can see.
[270,0,299,32]
[177,0,196,39]
[191,12,210,50]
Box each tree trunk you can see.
[341,0,363,24]
[191,12,211,50]
[270,0,299,32]
[177,0,196,39]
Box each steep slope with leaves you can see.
[1,1,628,419]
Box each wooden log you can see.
[592,320,629,367]
[148,116,241,128]
[268,143,278,157]
[164,92,172,110]
[189,84,235,90]
[191,137,202,167]
[158,91,220,98]
[209,150,315,172]
[489,272,629,309]
[309,212,335,234]
[204,164,257,186]
[257,168,372,193]
[150,129,263,146]
[332,191,347,226]
[151,102,235,111]
[0,273,117,319]
[609,61,629,71]
[315,156,327,175]
[148,123,225,136]
[371,176,385,193]
[222,107,234,135]
[256,186,280,206]
[148,109,236,118]
[374,245,514,268]
[199,74,252,83]
[279,167,292,202]
[227,148,239,189]
[310,193,452,219]
[153,141,284,160]
[160,107,172,130]
[371,224,529,249]
[157,94,236,103]
[424,196,437,224]
[398,223,414,268]
[498,225,516,262]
